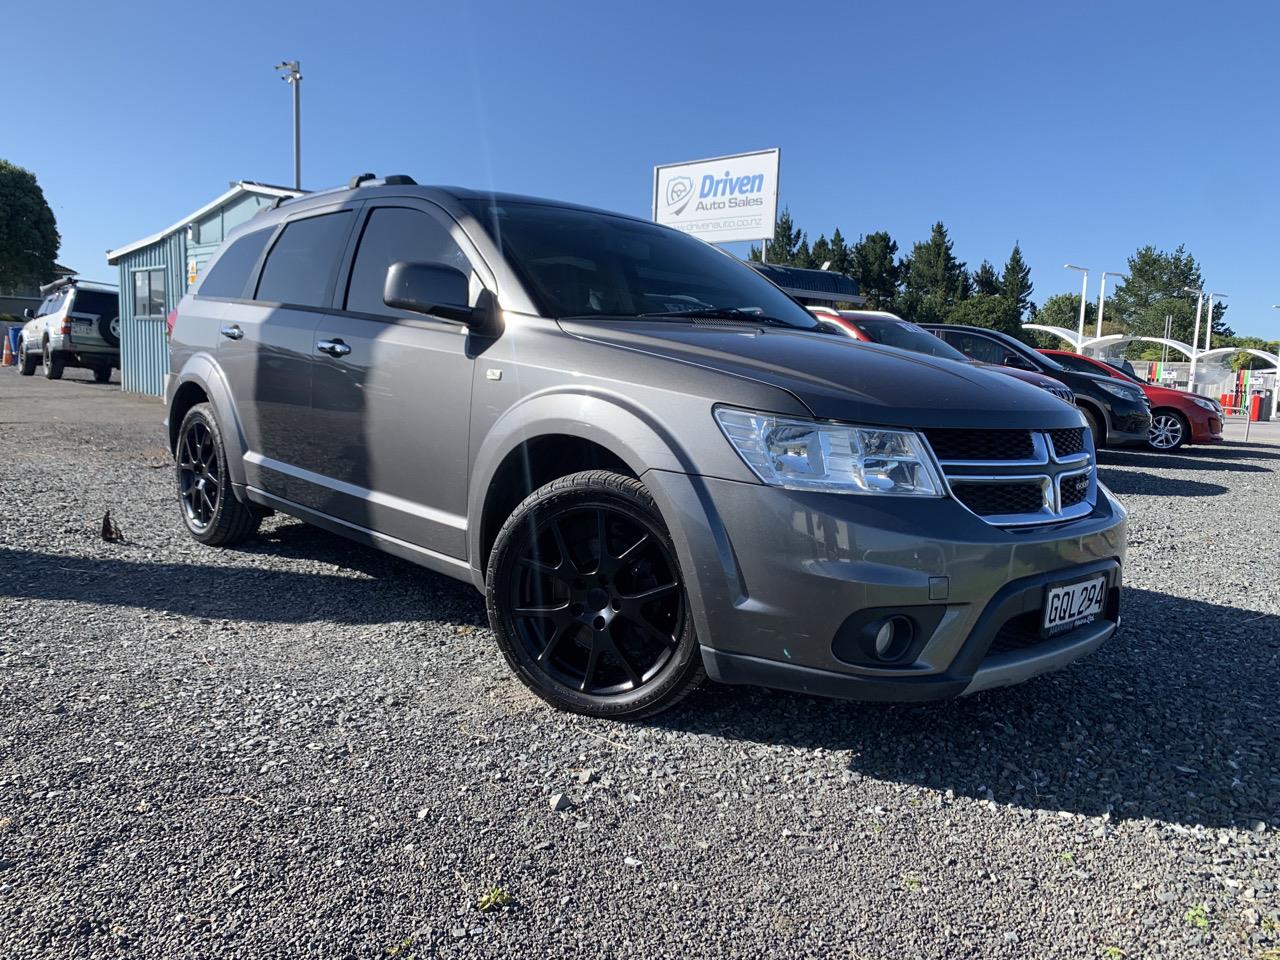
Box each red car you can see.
[1040,349,1224,451]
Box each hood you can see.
[559,319,1083,429]
[977,363,1064,391]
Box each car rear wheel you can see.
[93,365,112,384]
[17,339,37,376]
[175,403,260,546]
[1149,410,1189,451]
[486,470,704,719]
[42,341,63,380]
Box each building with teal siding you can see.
[106,181,299,397]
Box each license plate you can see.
[1043,576,1106,634]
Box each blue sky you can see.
[3,0,1277,337]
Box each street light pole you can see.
[274,60,302,190]
[1272,305,1280,420]
[1184,286,1205,390]
[1096,270,1126,338]
[1065,264,1089,352]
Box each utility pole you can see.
[274,61,302,190]
[1064,264,1089,352]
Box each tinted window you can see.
[69,289,118,318]
[1053,353,1099,374]
[459,198,817,327]
[199,228,272,299]
[345,207,472,317]
[256,212,353,307]
[36,295,57,317]
[846,315,969,361]
[943,331,1015,366]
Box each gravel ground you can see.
[1,368,1277,960]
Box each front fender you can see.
[169,352,250,488]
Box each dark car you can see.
[165,175,1126,718]
[922,324,1151,447]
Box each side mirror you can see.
[383,261,474,324]
[1003,354,1031,370]
[22,308,33,319]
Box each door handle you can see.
[219,324,244,340]
[317,338,351,357]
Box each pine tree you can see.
[898,222,968,323]
[972,260,1001,296]
[809,234,833,270]
[829,228,851,275]
[1001,243,1033,319]
[749,207,805,264]
[848,231,900,310]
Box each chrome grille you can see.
[926,428,1097,527]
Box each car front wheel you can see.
[1149,411,1189,451]
[175,403,260,545]
[17,339,37,376]
[486,470,704,719]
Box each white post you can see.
[1076,270,1089,352]
[1188,290,1204,390]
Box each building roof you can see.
[746,261,863,305]
[106,180,302,264]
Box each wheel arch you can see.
[1076,397,1108,442]
[167,353,250,487]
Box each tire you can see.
[99,315,120,348]
[174,402,260,546]
[42,340,63,380]
[93,365,112,384]
[486,470,704,719]
[17,339,37,376]
[1148,410,1189,452]
[1079,405,1105,448]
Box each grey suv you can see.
[166,175,1127,718]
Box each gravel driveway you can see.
[1,369,1276,959]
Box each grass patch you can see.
[1183,904,1209,929]
[477,886,514,912]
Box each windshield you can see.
[459,198,819,328]
[843,315,970,361]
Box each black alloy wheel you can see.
[487,471,703,718]
[174,403,260,546]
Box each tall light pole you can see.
[274,60,302,191]
[1272,305,1280,420]
[1096,270,1126,338]
[1065,264,1089,352]
[1184,286,1205,389]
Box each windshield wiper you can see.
[636,307,802,328]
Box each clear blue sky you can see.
[3,0,1277,337]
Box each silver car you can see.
[166,175,1126,718]
[18,278,120,381]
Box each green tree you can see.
[898,222,969,324]
[1001,243,1033,319]
[750,207,805,265]
[1108,245,1231,342]
[828,227,851,276]
[945,294,1023,338]
[972,260,1001,296]
[0,160,60,290]
[848,231,901,310]
[809,234,833,270]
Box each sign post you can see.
[652,149,780,247]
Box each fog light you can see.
[873,621,895,657]
[868,616,914,662]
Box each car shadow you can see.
[1099,449,1272,473]
[1096,467,1228,497]
[657,587,1278,830]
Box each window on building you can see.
[198,228,272,300]
[133,269,167,318]
[255,211,353,308]
[344,207,472,318]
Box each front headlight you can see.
[1191,396,1216,411]
[1096,381,1143,403]
[714,408,944,496]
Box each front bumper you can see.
[1190,408,1225,444]
[644,470,1126,702]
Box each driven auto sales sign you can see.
[652,148,780,244]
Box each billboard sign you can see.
[652,148,779,244]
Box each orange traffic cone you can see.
[1,335,12,367]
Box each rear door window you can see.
[69,289,118,318]
[198,228,273,299]
[344,207,472,318]
[255,212,354,308]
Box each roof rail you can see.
[349,172,377,189]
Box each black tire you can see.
[174,402,260,546]
[1079,405,1105,448]
[99,314,120,348]
[93,365,112,384]
[486,470,704,719]
[42,340,63,380]
[17,339,37,376]
[1148,410,1189,452]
